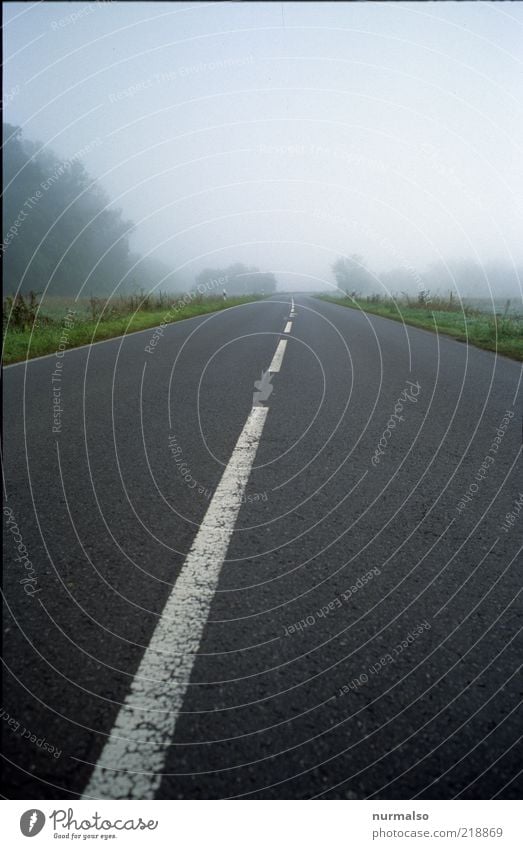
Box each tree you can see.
[3,123,134,296]
[331,254,375,296]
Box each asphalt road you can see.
[2,295,522,800]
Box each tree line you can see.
[332,253,522,301]
[3,124,278,298]
[3,123,144,296]
[195,263,277,296]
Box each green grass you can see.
[2,294,263,365]
[317,295,523,361]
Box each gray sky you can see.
[3,1,523,291]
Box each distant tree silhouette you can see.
[332,254,374,295]
[195,263,277,295]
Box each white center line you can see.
[284,321,292,333]
[268,339,287,373]
[82,405,269,800]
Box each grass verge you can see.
[317,295,523,361]
[3,294,263,365]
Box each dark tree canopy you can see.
[3,123,134,296]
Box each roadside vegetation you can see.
[324,253,522,360]
[318,292,523,361]
[2,291,263,365]
[2,123,272,365]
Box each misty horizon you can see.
[3,2,523,299]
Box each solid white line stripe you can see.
[268,339,287,373]
[284,321,292,333]
[82,405,269,800]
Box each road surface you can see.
[2,295,522,799]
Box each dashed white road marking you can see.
[268,339,287,373]
[284,321,292,333]
[82,405,269,800]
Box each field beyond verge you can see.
[317,295,522,362]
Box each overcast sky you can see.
[3,1,523,291]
